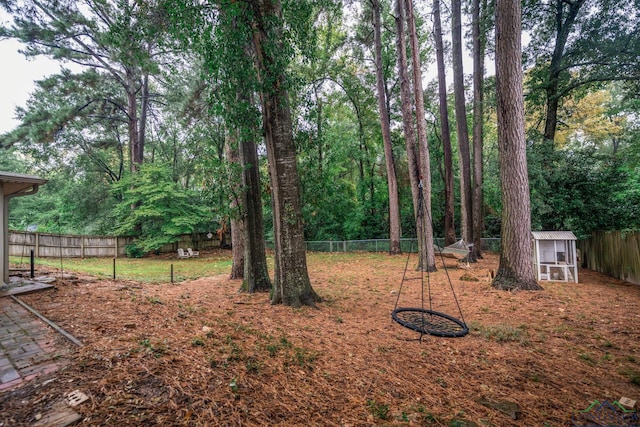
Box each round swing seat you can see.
[392,307,469,338]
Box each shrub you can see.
[125,243,145,258]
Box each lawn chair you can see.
[177,248,191,259]
[187,248,199,257]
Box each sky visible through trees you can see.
[0,0,638,289]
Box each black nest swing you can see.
[392,307,468,338]
[391,182,469,339]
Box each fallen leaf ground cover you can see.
[2,250,639,426]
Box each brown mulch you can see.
[1,251,639,426]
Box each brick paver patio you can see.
[0,297,70,392]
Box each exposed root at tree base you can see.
[492,269,544,291]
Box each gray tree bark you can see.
[239,104,272,293]
[452,0,475,262]
[433,0,457,246]
[372,0,402,255]
[250,0,320,306]
[395,0,435,271]
[472,0,485,258]
[405,0,436,269]
[493,0,542,291]
[225,131,245,280]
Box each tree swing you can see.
[392,182,469,339]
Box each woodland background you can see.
[1,0,639,256]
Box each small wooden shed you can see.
[532,231,578,283]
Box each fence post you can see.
[35,233,40,257]
[30,249,34,278]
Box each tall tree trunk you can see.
[250,0,320,307]
[471,0,485,258]
[230,214,245,279]
[452,0,475,262]
[542,0,585,143]
[137,72,149,166]
[221,7,271,292]
[314,84,323,173]
[356,105,367,208]
[358,147,366,205]
[226,131,245,280]
[493,0,542,291]
[395,0,435,271]
[126,83,140,172]
[125,68,145,172]
[126,70,141,225]
[373,0,402,255]
[433,0,456,246]
[239,97,272,293]
[405,0,435,267]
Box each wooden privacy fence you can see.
[578,230,640,285]
[8,230,227,258]
[8,231,131,258]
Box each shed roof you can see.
[531,231,577,241]
[0,171,48,197]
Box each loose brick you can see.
[0,367,20,383]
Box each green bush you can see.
[125,243,145,258]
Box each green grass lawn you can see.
[9,254,234,283]
[9,251,393,284]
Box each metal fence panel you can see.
[301,238,501,253]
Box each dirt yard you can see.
[1,251,639,426]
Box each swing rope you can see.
[392,182,468,339]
